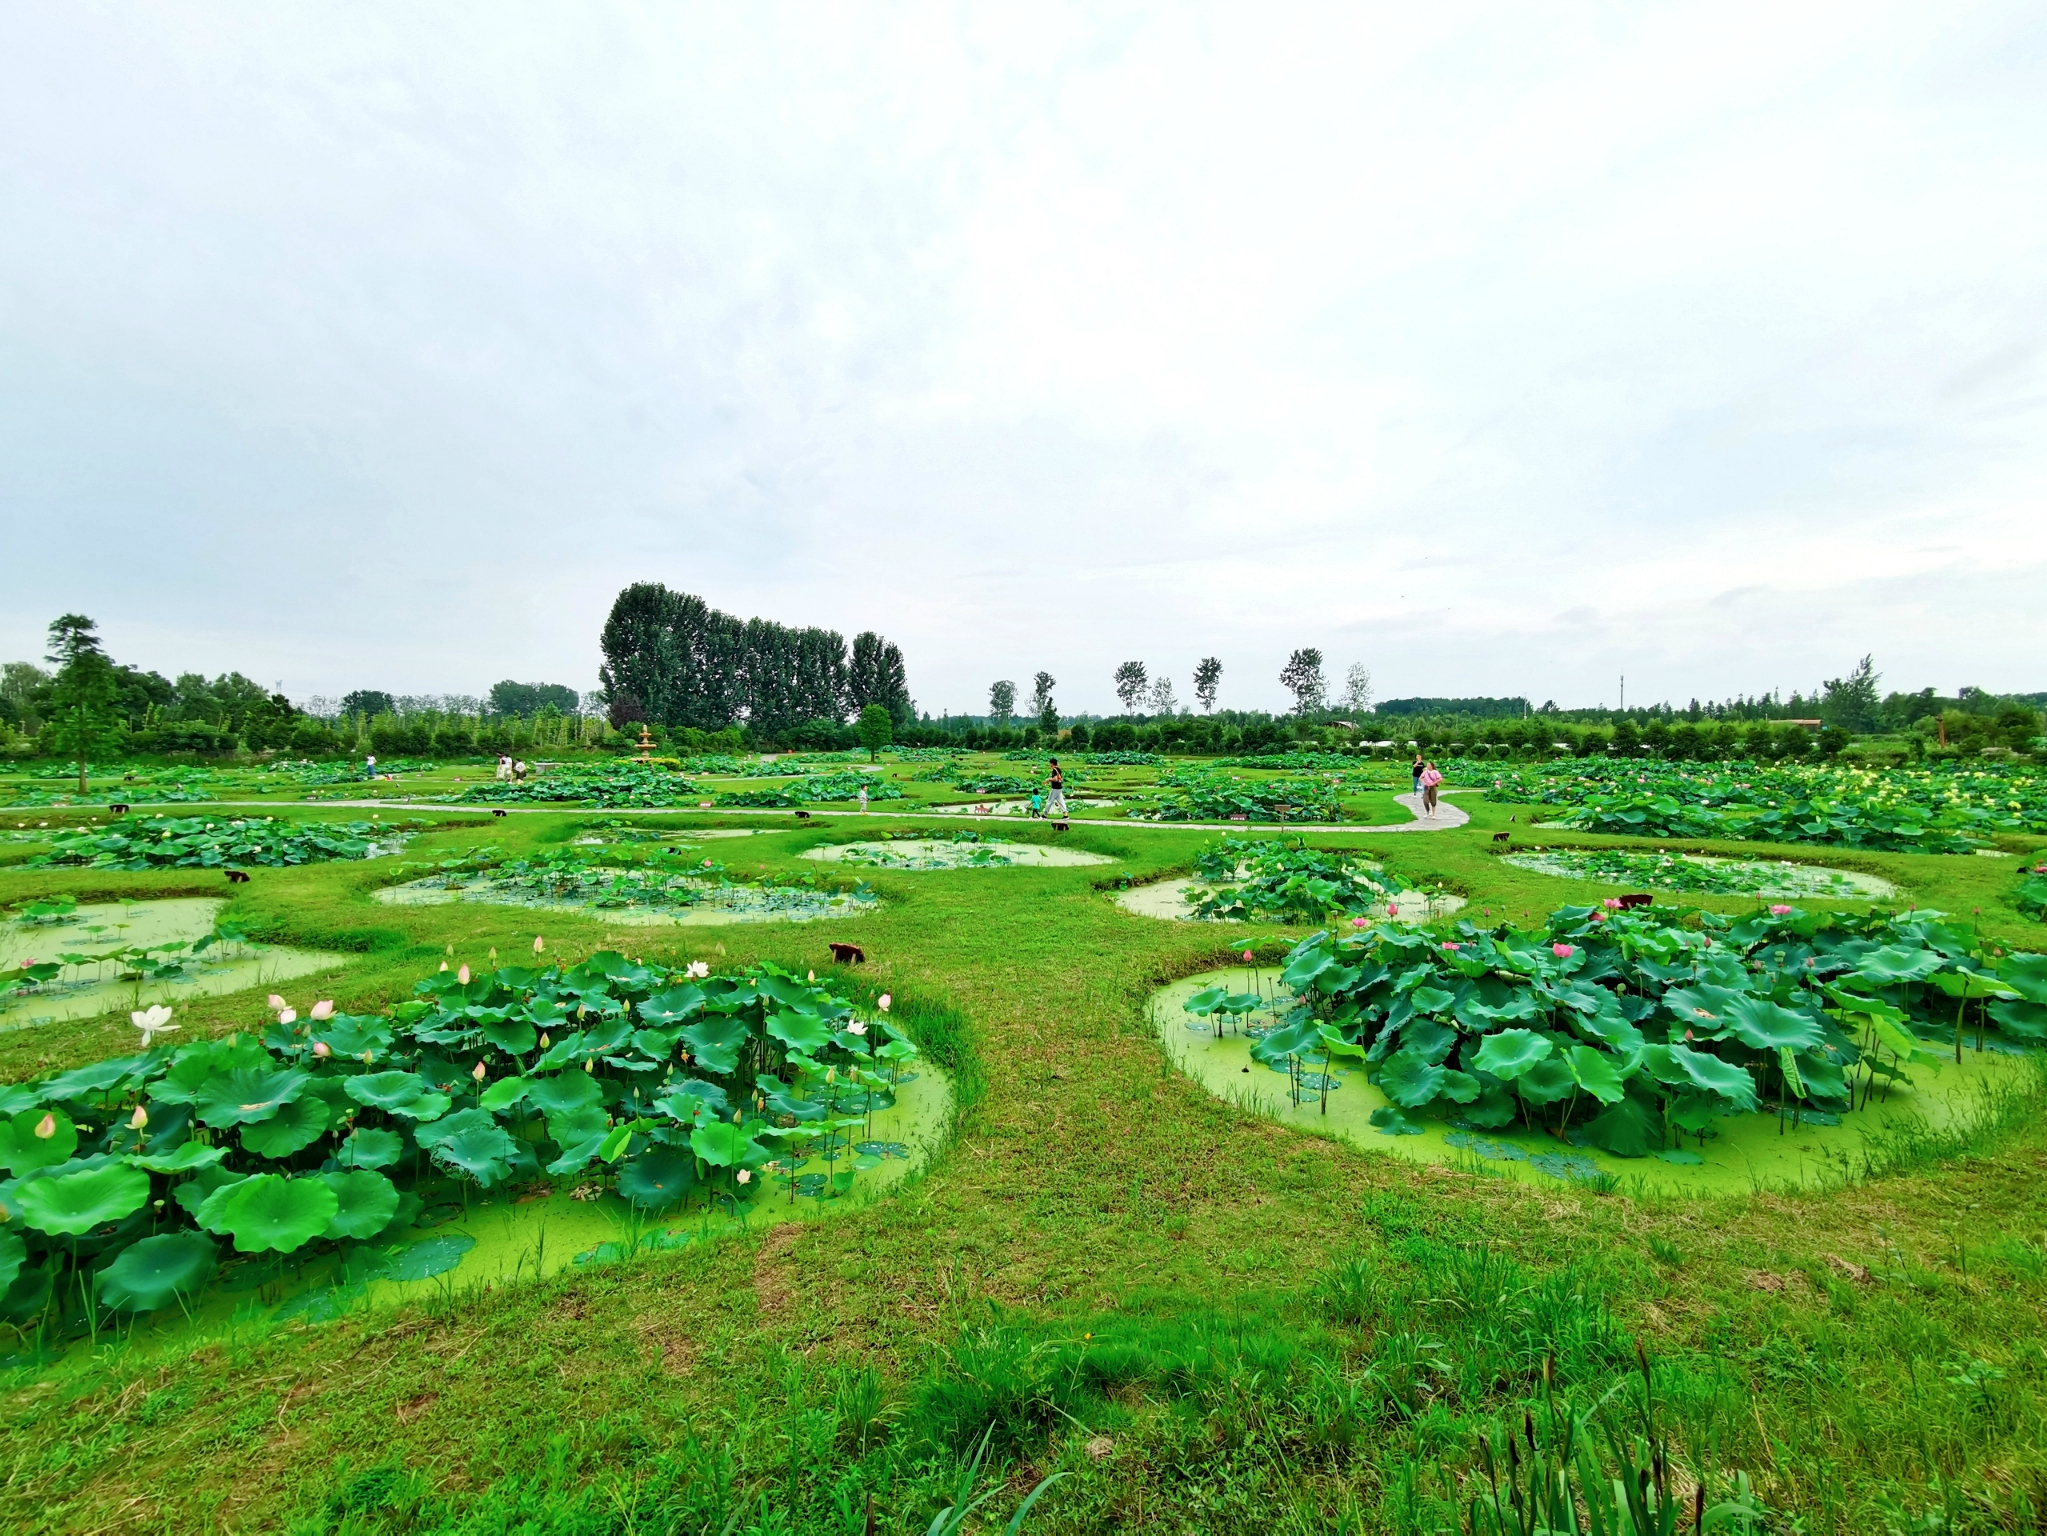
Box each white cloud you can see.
[1,1,2042,713]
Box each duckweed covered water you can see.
[799,837,1114,870]
[1502,848,1900,900]
[375,871,877,926]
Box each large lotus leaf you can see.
[637,984,706,1026]
[1281,944,1334,988]
[690,1119,764,1168]
[1463,1084,1519,1128]
[128,1141,228,1175]
[526,1073,603,1117]
[1182,986,1229,1017]
[1566,1045,1628,1106]
[198,1173,340,1254]
[546,1103,609,1148]
[0,1084,39,1116]
[681,1016,751,1076]
[335,1127,405,1170]
[147,1037,271,1105]
[1369,1105,1423,1136]
[0,1229,22,1294]
[767,1010,829,1055]
[240,1093,334,1158]
[1851,946,1944,987]
[319,1169,400,1239]
[478,1076,531,1112]
[756,972,814,1008]
[425,1111,520,1188]
[192,1067,310,1129]
[1724,997,1823,1052]
[173,1165,247,1219]
[1997,953,2047,1006]
[1401,1017,1458,1066]
[96,1231,219,1312]
[1409,985,1456,1014]
[1926,970,2017,1002]
[1473,1029,1552,1081]
[39,1057,145,1103]
[344,1070,435,1112]
[1515,1054,1578,1107]
[1376,1049,1446,1109]
[1666,1044,1759,1111]
[1,1106,78,1175]
[1578,1096,1658,1158]
[633,1027,684,1060]
[1987,999,2047,1042]
[533,1031,587,1072]
[1437,1068,1482,1104]
[656,1078,730,1123]
[615,1144,698,1209]
[546,1133,608,1178]
[478,1017,538,1055]
[14,1161,150,1236]
[1797,1051,1849,1104]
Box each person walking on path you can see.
[1420,761,1443,817]
[858,784,868,814]
[1409,752,1425,803]
[1045,758,1068,818]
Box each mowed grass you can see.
[0,791,2044,1533]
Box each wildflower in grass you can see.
[131,1005,178,1046]
[310,1000,334,1020]
[1552,943,1575,958]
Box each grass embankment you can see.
[0,796,2044,1533]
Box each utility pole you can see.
[1620,675,1625,712]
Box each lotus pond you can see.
[0,954,938,1352]
[1116,838,1466,926]
[799,835,1114,870]
[1500,847,1900,900]
[1,899,344,1031]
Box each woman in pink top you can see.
[1420,761,1443,817]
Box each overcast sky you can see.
[3,3,2043,717]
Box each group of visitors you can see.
[1028,758,1068,819]
[1410,754,1444,817]
[494,755,529,783]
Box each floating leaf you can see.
[381,1231,476,1282]
[1369,1105,1422,1136]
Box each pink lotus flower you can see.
[312,1041,332,1058]
[1387,904,1399,917]
[1442,942,1461,952]
[310,1000,334,1021]
[458,964,471,985]
[1351,916,1369,929]
[277,1007,297,1025]
[268,993,287,1010]
[472,1060,487,1082]
[878,994,891,1012]
[33,1112,56,1139]
[534,936,546,955]
[1602,898,1622,910]
[1552,943,1575,958]
[128,1105,148,1130]
[1242,950,1254,962]
[1769,904,1792,916]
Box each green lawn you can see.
[2,776,2045,1534]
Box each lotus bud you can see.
[362,1050,374,1064]
[807,970,815,982]
[33,1113,56,1139]
[534,936,545,955]
[268,993,287,1010]
[439,961,449,972]
[540,1032,551,1048]
[878,994,891,1012]
[737,1169,751,1184]
[310,1000,334,1021]
[458,964,471,985]
[128,1105,148,1130]
[733,1109,742,1123]
[584,1058,594,1073]
[473,1060,487,1083]
[313,1040,331,1058]
[447,943,454,956]
[489,947,498,962]
[1552,943,1575,959]
[278,1008,297,1025]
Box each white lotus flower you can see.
[131,1005,179,1046]
[268,993,287,1010]
[686,961,709,979]
[310,1000,334,1021]
[278,1008,298,1025]
[846,1020,867,1036]
[877,994,891,1012]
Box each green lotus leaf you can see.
[637,984,706,1026]
[381,1231,476,1282]
[343,1070,435,1112]
[239,1093,334,1158]
[197,1173,340,1254]
[546,1133,607,1178]
[479,1076,531,1112]
[1998,953,2047,1006]
[319,1169,400,1239]
[1409,985,1456,1014]
[1376,1048,1446,1108]
[128,1141,228,1175]
[681,1016,750,1076]
[173,1165,247,1220]
[479,1018,538,1055]
[0,1085,39,1116]
[1369,1105,1422,1136]
[391,1091,451,1123]
[1437,1068,1482,1104]
[1666,1044,1759,1111]
[1926,970,2017,1002]
[39,1058,145,1103]
[335,1127,406,1170]
[1565,1045,1628,1105]
[422,1109,520,1187]
[689,1119,764,1168]
[1723,997,1823,1052]
[767,1009,830,1055]
[526,1073,604,1119]
[615,1145,698,1209]
[192,1067,310,1129]
[1401,1017,1458,1065]
[1182,987,1229,1017]
[1987,999,2047,1042]
[1850,946,1944,987]
[1515,1054,1578,1106]
[96,1231,219,1312]
[14,1161,150,1236]
[1472,1029,1552,1081]
[1,1106,78,1176]
[0,1229,23,1294]
[1578,1096,1658,1158]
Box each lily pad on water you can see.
[12,1161,150,1236]
[380,1232,476,1283]
[1369,1105,1423,1137]
[197,1173,340,1254]
[96,1231,219,1312]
